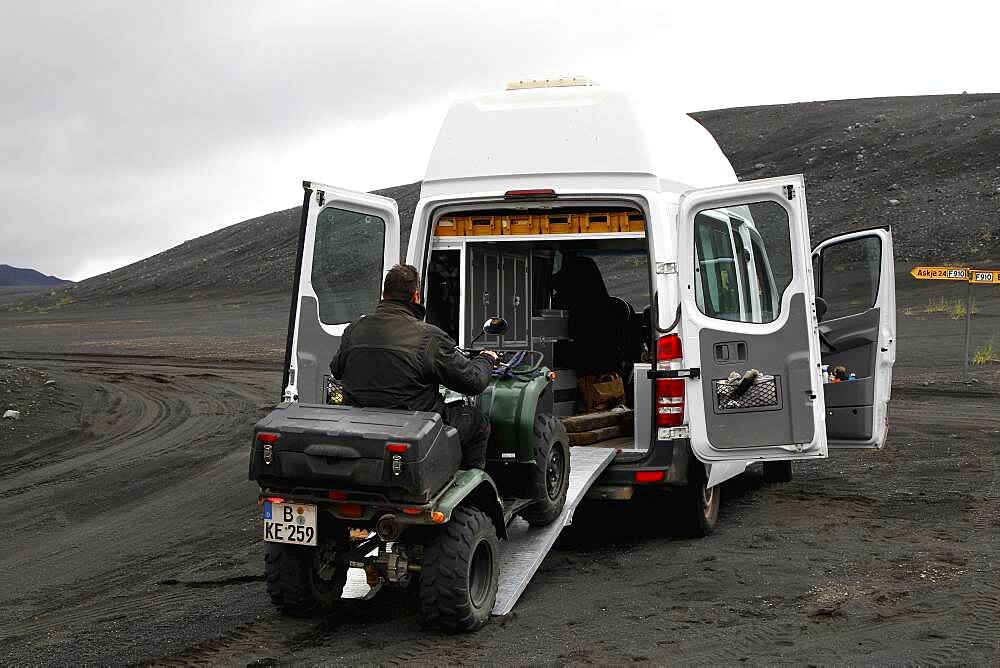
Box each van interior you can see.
[425,206,652,455]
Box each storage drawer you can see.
[500,214,541,235]
[434,215,467,236]
[580,212,618,233]
[540,213,581,234]
[612,211,646,232]
[467,215,502,236]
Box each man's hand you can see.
[479,350,499,365]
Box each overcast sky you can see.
[2,1,997,281]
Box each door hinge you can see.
[316,190,325,206]
[647,368,700,379]
[783,184,795,200]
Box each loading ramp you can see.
[341,446,616,614]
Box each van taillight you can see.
[654,334,684,428]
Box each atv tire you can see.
[419,506,499,632]
[265,522,349,617]
[672,462,720,538]
[519,413,571,527]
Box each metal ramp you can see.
[341,446,616,611]
[491,446,615,615]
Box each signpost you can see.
[911,265,1000,381]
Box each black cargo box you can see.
[249,403,461,503]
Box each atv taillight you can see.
[386,442,409,454]
[654,334,685,428]
[257,432,279,444]
[327,490,348,500]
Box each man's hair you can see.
[382,264,420,302]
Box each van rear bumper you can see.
[589,438,691,494]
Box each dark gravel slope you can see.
[22,94,1000,311]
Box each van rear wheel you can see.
[519,413,570,527]
[672,463,720,538]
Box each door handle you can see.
[714,341,748,363]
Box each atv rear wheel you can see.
[419,506,499,632]
[264,522,349,617]
[519,413,571,527]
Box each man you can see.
[329,264,497,470]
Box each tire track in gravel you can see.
[0,359,281,666]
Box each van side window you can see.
[694,201,792,324]
[817,235,881,320]
[694,213,741,321]
[311,207,386,325]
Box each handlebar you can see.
[455,347,546,376]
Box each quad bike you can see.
[248,318,570,631]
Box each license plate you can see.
[263,501,317,546]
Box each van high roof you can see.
[421,82,738,197]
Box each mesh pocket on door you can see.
[713,375,781,413]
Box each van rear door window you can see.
[694,213,741,321]
[694,202,792,325]
[311,207,386,325]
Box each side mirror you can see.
[483,317,508,336]
[815,297,829,321]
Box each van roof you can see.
[422,84,737,198]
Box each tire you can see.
[264,522,349,617]
[763,460,793,484]
[672,462,720,538]
[519,413,571,527]
[419,506,500,632]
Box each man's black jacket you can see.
[329,300,493,415]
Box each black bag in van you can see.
[249,403,461,503]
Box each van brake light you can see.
[654,334,685,428]
[504,189,556,200]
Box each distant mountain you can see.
[0,265,67,287]
[24,94,1000,308]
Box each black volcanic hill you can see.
[0,265,67,287]
[36,94,1000,307]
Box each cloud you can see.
[1,1,996,280]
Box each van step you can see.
[340,446,617,614]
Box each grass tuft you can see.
[972,337,998,365]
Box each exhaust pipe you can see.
[375,513,401,541]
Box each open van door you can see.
[812,228,896,448]
[675,175,827,465]
[283,182,400,404]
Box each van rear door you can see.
[812,228,896,448]
[283,182,400,403]
[674,175,827,464]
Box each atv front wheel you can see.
[519,413,571,527]
[419,506,499,632]
[264,523,349,617]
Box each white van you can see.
[283,79,896,536]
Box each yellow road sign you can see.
[969,269,1000,284]
[910,266,970,280]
